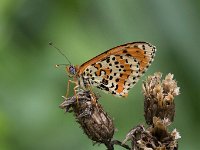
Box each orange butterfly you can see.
[52,42,156,98]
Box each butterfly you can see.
[53,42,156,98]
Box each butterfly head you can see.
[66,65,79,77]
[55,64,78,77]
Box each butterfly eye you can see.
[69,65,76,75]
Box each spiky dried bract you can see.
[123,117,180,150]
[59,91,114,145]
[142,72,180,125]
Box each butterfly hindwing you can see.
[78,42,156,97]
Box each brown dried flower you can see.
[59,90,115,147]
[123,117,180,150]
[142,72,180,125]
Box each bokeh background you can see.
[1,0,200,150]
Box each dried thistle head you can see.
[59,90,114,146]
[123,117,180,150]
[142,73,180,125]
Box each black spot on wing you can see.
[110,83,114,88]
[111,91,116,95]
[114,61,119,65]
[112,57,116,60]
[123,50,128,53]
[109,76,113,80]
[114,84,118,90]
[102,78,108,85]
[142,45,145,50]
[126,54,132,57]
[97,84,109,91]
[106,58,110,63]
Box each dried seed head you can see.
[123,117,180,150]
[59,91,114,145]
[142,72,180,125]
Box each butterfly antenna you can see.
[49,42,71,65]
[55,64,67,68]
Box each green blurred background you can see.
[0,0,200,149]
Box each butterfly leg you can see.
[66,80,78,98]
[73,85,80,105]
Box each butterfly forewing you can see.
[78,42,156,97]
[83,54,140,96]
